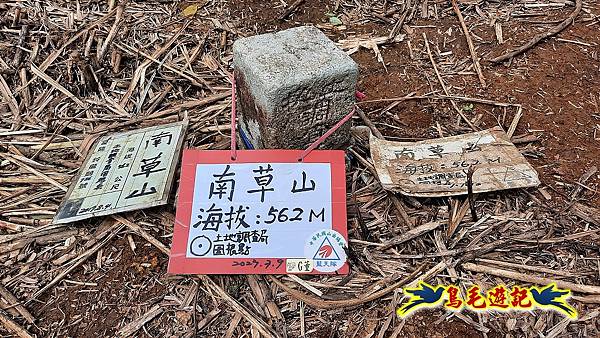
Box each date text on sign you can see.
[168,150,348,274]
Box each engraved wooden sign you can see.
[53,121,187,224]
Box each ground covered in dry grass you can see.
[1,0,599,337]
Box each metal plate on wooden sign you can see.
[53,121,187,224]
[370,127,540,197]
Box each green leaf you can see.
[329,16,343,26]
[462,103,474,112]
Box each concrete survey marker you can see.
[233,26,358,149]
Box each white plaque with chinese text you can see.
[168,150,348,274]
[53,121,187,224]
[370,127,540,197]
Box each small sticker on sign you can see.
[286,259,314,273]
[304,229,347,273]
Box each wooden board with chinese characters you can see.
[53,121,187,224]
[370,127,540,197]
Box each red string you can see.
[355,90,366,101]
[298,106,356,161]
[230,74,237,160]
[298,91,365,161]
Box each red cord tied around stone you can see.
[230,73,365,161]
[230,74,238,160]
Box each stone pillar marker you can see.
[233,26,358,149]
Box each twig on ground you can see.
[423,33,477,130]
[117,304,164,338]
[269,265,424,309]
[462,263,600,294]
[467,167,478,222]
[450,0,486,87]
[0,309,34,338]
[278,0,305,20]
[0,283,34,324]
[490,0,583,63]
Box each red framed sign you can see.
[168,150,348,274]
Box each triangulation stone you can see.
[233,26,358,149]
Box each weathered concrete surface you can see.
[233,26,358,149]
